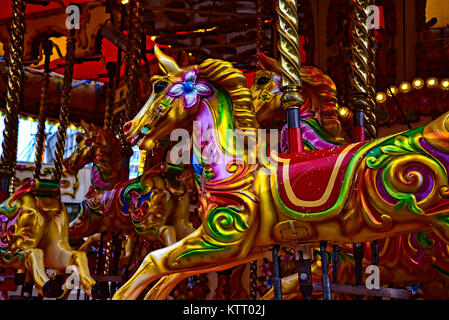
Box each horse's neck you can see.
[192,95,243,184]
[279,119,343,152]
[91,142,121,187]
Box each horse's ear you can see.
[154,44,182,75]
[257,51,282,74]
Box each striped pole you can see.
[0,0,26,200]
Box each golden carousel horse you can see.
[112,45,449,300]
[0,178,99,298]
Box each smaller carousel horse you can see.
[63,121,195,246]
[251,52,346,146]
[0,178,99,298]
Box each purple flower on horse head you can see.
[167,68,213,109]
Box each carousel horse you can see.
[63,121,195,247]
[113,45,449,300]
[142,57,449,300]
[252,54,449,299]
[252,52,345,145]
[0,178,98,298]
[252,53,345,153]
[111,54,349,301]
[106,60,349,301]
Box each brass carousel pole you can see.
[367,2,380,292]
[349,0,377,300]
[52,29,76,183]
[0,0,26,199]
[256,0,265,64]
[276,0,333,301]
[119,0,144,175]
[33,40,53,179]
[275,0,306,301]
[277,0,305,154]
[126,0,143,119]
[349,0,376,142]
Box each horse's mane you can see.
[198,59,256,130]
[258,52,342,138]
[301,66,337,100]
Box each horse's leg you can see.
[113,224,261,300]
[44,209,96,296]
[78,233,102,252]
[144,273,190,300]
[22,248,51,295]
[260,273,299,300]
[12,207,49,295]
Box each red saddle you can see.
[276,142,368,214]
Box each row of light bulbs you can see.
[376,77,449,104]
[337,77,449,118]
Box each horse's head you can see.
[124,45,255,152]
[251,52,343,139]
[63,120,122,177]
[251,53,283,126]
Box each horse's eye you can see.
[256,77,271,85]
[154,81,169,94]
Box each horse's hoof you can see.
[92,282,110,300]
[43,279,63,298]
[14,272,25,285]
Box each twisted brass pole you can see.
[350,0,377,300]
[120,0,144,170]
[274,0,309,301]
[126,0,143,119]
[0,0,26,195]
[349,0,377,140]
[52,31,76,183]
[277,0,305,154]
[33,41,53,179]
[366,9,377,139]
[277,0,302,87]
[256,0,264,60]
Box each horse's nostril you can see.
[123,122,132,134]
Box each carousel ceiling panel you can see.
[148,0,274,70]
[0,61,106,125]
[0,0,108,64]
